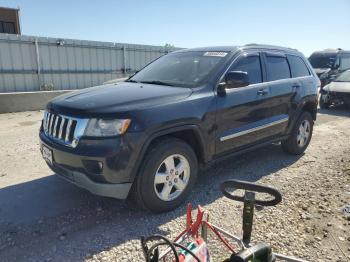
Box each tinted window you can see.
[288,55,310,77]
[266,56,291,81]
[341,55,350,70]
[309,53,337,69]
[230,55,262,84]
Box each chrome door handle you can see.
[257,89,268,95]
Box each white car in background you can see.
[319,70,350,109]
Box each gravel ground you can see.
[0,108,349,262]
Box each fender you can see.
[286,94,318,134]
[128,124,207,182]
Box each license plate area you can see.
[42,145,53,165]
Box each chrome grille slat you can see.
[42,111,88,148]
[45,112,50,132]
[65,119,73,142]
[43,112,48,132]
[53,116,59,137]
[48,113,54,135]
[58,118,65,139]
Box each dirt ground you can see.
[0,107,349,262]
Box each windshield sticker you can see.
[203,52,228,57]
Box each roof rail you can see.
[324,48,343,51]
[243,43,298,51]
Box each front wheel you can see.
[132,137,198,213]
[281,112,313,155]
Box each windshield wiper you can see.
[126,79,140,83]
[140,80,174,86]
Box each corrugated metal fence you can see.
[0,33,178,93]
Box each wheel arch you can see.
[301,100,317,120]
[287,96,317,134]
[129,125,207,182]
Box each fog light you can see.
[82,160,103,175]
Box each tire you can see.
[281,112,313,155]
[132,137,198,213]
[319,95,330,109]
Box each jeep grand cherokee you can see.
[40,44,319,212]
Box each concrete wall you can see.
[0,90,72,113]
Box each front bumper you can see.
[39,129,145,199]
[320,90,350,105]
[52,163,132,199]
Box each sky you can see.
[1,0,349,56]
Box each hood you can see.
[102,77,129,85]
[314,68,331,77]
[47,82,192,117]
[324,81,350,93]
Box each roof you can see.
[0,6,20,11]
[311,48,350,55]
[176,46,239,52]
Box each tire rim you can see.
[154,154,190,201]
[297,119,311,148]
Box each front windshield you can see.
[334,70,350,82]
[309,54,337,69]
[128,51,229,87]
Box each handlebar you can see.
[220,179,282,207]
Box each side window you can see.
[287,55,310,77]
[266,55,291,81]
[230,55,262,84]
[341,55,350,70]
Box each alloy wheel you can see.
[153,154,190,201]
[297,119,311,148]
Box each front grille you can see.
[43,111,88,147]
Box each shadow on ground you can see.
[0,144,302,261]
[317,104,350,118]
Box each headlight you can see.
[84,119,131,137]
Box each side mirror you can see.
[225,71,249,89]
[217,71,249,95]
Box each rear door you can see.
[261,52,294,135]
[287,54,314,98]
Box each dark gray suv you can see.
[40,44,319,212]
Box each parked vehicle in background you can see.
[319,70,350,109]
[39,44,319,212]
[309,48,350,88]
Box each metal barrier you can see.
[0,33,178,92]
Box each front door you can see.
[215,52,274,156]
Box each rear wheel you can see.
[132,137,198,213]
[282,112,313,155]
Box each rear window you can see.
[287,55,310,77]
[266,56,291,81]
